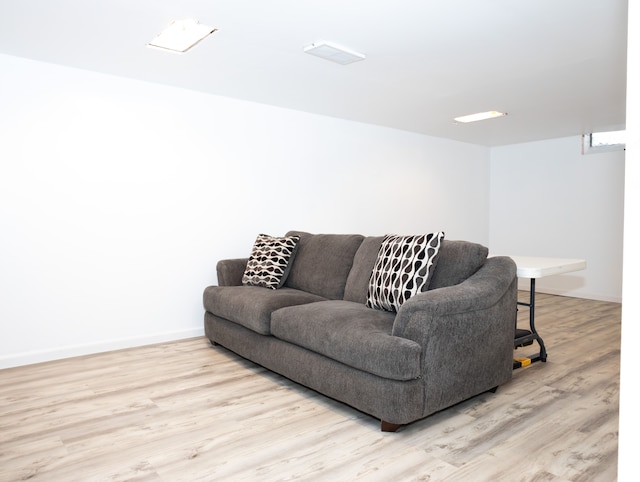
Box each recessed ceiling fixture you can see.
[454,111,507,123]
[147,19,216,53]
[304,42,366,65]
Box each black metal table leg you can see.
[513,278,547,368]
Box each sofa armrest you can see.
[393,256,517,337]
[392,256,517,414]
[216,258,249,286]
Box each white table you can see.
[507,256,587,280]
[496,256,587,368]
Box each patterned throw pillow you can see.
[242,234,300,289]
[366,232,445,312]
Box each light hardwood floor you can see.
[0,293,621,481]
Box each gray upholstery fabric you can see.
[216,258,249,287]
[203,285,326,335]
[343,236,384,303]
[428,240,488,290]
[283,231,364,300]
[271,300,421,381]
[205,312,425,425]
[393,256,516,414]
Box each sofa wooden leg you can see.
[381,420,401,432]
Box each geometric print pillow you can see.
[242,234,301,289]
[366,232,445,312]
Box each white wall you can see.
[489,137,625,302]
[0,53,490,368]
[618,0,638,477]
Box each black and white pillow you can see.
[366,232,445,312]
[242,234,300,289]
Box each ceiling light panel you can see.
[304,42,366,65]
[148,19,216,53]
[454,111,507,123]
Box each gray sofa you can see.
[203,231,517,431]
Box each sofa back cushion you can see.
[284,231,364,300]
[344,238,489,303]
[428,240,489,290]
[343,236,384,304]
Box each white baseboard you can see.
[1,287,621,370]
[0,328,205,370]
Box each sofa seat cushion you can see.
[203,286,327,335]
[270,300,422,381]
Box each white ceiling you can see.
[0,0,628,146]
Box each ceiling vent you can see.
[304,42,366,65]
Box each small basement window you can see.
[582,129,626,154]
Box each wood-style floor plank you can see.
[0,293,621,481]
